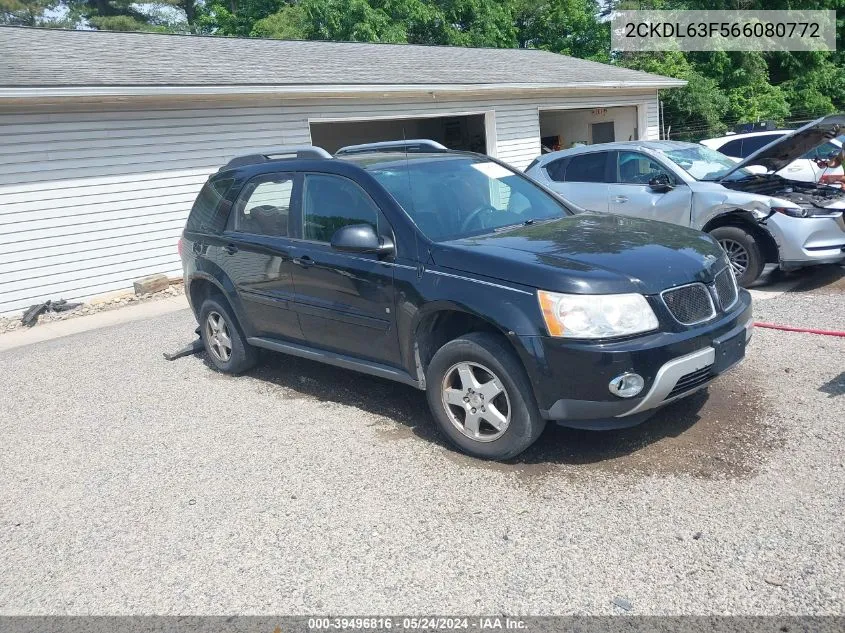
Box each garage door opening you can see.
[539,106,639,152]
[310,114,488,155]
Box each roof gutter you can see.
[0,80,687,100]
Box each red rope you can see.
[753,322,845,338]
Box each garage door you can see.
[539,106,639,151]
[310,114,488,155]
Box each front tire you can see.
[425,332,545,460]
[709,225,764,287]
[198,296,258,374]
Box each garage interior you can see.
[310,114,488,155]
[539,106,639,152]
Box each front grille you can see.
[713,267,738,310]
[661,283,716,325]
[666,366,713,400]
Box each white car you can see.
[701,130,844,187]
[525,115,845,287]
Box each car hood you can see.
[722,114,845,179]
[431,213,728,295]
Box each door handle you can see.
[613,195,629,203]
[293,255,314,268]
[223,243,238,255]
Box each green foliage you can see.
[251,2,307,38]
[621,52,729,140]
[1,0,67,25]
[513,0,609,61]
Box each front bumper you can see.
[765,212,845,268]
[518,290,753,429]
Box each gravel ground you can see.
[0,268,843,615]
[0,283,184,335]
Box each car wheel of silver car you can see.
[709,225,764,288]
[199,296,258,374]
[426,332,546,460]
[719,238,750,277]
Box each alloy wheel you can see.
[205,311,233,363]
[441,361,511,442]
[719,238,749,277]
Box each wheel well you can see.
[703,212,779,264]
[415,310,509,377]
[188,278,225,316]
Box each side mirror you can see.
[648,173,674,193]
[330,224,395,257]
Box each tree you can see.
[513,0,609,61]
[621,51,729,140]
[1,0,65,25]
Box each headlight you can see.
[772,206,810,218]
[537,290,659,339]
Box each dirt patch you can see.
[439,367,782,481]
[788,264,845,295]
[233,348,782,481]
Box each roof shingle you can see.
[0,26,685,90]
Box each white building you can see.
[0,27,684,315]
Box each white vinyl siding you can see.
[0,89,659,315]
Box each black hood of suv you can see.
[432,213,728,295]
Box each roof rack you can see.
[334,139,448,156]
[222,145,332,169]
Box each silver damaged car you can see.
[525,115,845,287]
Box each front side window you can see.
[303,174,379,243]
[803,141,841,161]
[366,155,568,241]
[564,152,609,183]
[231,174,296,237]
[616,151,673,184]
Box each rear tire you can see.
[425,332,545,460]
[709,225,764,287]
[198,296,258,374]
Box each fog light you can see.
[609,372,644,398]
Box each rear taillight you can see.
[178,237,183,257]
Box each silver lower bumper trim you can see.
[617,347,715,417]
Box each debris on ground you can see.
[20,299,82,327]
[0,282,184,336]
[163,328,203,361]
[134,273,170,295]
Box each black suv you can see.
[180,143,752,460]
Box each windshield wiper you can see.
[493,217,556,233]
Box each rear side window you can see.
[717,139,744,158]
[302,174,379,243]
[545,158,569,182]
[564,152,610,183]
[186,177,233,233]
[740,134,784,156]
[230,173,296,237]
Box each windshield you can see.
[365,155,569,241]
[658,145,751,181]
